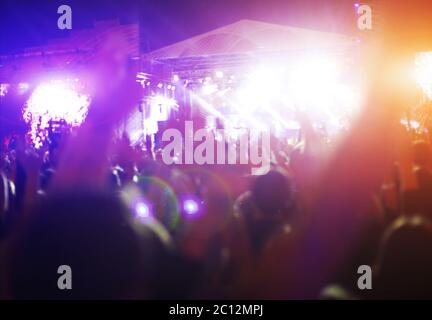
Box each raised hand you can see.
[52,34,142,190]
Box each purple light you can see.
[18,82,30,95]
[0,83,9,97]
[183,199,199,215]
[354,3,360,8]
[135,202,151,219]
[23,79,90,148]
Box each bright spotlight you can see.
[233,66,284,113]
[415,52,432,99]
[202,84,218,96]
[23,79,91,148]
[227,56,359,135]
[149,95,178,121]
[288,56,341,101]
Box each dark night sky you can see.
[0,0,357,54]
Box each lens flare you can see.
[183,199,199,215]
[180,194,203,217]
[135,201,151,219]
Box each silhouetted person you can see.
[373,216,432,299]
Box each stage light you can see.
[0,83,9,97]
[173,74,180,82]
[202,83,218,96]
[191,93,225,119]
[149,95,178,121]
[221,56,359,135]
[191,55,358,137]
[401,118,421,130]
[23,79,90,148]
[233,66,282,112]
[18,82,30,95]
[143,95,178,135]
[136,72,147,80]
[289,56,341,97]
[415,52,432,99]
[157,83,163,89]
[216,71,224,79]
